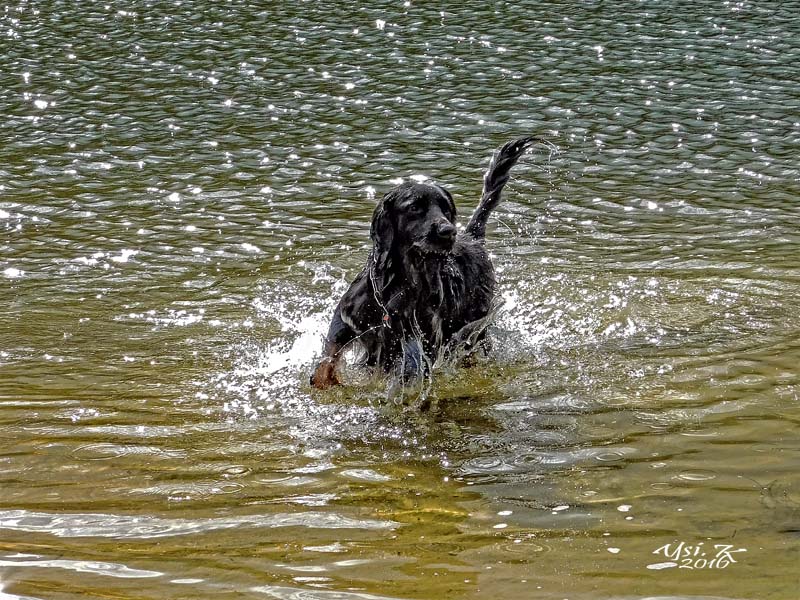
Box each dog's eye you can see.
[409,202,425,214]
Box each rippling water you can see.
[2,1,799,599]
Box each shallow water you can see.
[2,1,800,599]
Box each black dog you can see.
[311,136,539,389]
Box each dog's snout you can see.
[435,221,456,240]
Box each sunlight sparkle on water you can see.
[109,249,138,263]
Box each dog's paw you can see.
[310,360,342,389]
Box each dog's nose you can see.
[435,221,456,240]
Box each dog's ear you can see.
[439,185,456,221]
[369,189,398,294]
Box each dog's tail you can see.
[465,136,541,241]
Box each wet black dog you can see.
[311,136,539,389]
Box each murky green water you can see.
[2,1,800,598]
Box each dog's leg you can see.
[478,331,493,356]
[310,310,355,389]
[400,338,425,380]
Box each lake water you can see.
[1,1,799,599]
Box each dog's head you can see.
[371,180,457,262]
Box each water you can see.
[2,1,799,598]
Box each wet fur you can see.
[311,136,539,389]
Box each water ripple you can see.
[0,509,397,539]
[0,554,161,579]
[252,585,406,600]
